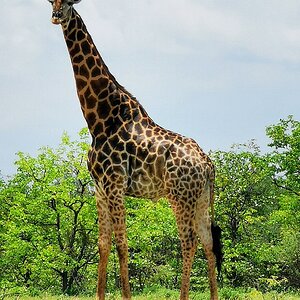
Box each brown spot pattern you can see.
[53,3,219,300]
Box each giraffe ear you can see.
[70,0,82,4]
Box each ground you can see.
[5,289,300,300]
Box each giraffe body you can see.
[47,1,222,299]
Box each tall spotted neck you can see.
[61,8,153,138]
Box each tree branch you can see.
[272,179,300,196]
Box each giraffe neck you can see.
[61,8,153,138]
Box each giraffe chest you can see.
[87,137,168,200]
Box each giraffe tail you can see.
[211,223,223,275]
[209,178,223,276]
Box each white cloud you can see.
[75,0,300,64]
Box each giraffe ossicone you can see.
[47,1,222,299]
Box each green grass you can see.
[4,289,300,300]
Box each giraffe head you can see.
[47,0,81,25]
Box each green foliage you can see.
[0,130,98,296]
[265,116,300,289]
[126,198,180,291]
[211,142,278,288]
[266,115,300,197]
[0,116,300,297]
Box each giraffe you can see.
[46,1,222,299]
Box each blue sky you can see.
[0,0,299,176]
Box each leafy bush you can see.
[1,116,299,296]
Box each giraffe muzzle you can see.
[51,10,63,24]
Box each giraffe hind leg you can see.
[194,184,219,300]
[168,196,198,300]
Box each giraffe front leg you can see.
[96,193,113,300]
[111,200,131,300]
[97,233,112,300]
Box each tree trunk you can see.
[62,271,69,294]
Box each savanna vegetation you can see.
[0,116,299,299]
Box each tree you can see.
[266,116,300,289]
[125,197,180,292]
[1,117,299,296]
[266,115,299,196]
[0,129,98,295]
[211,142,279,288]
